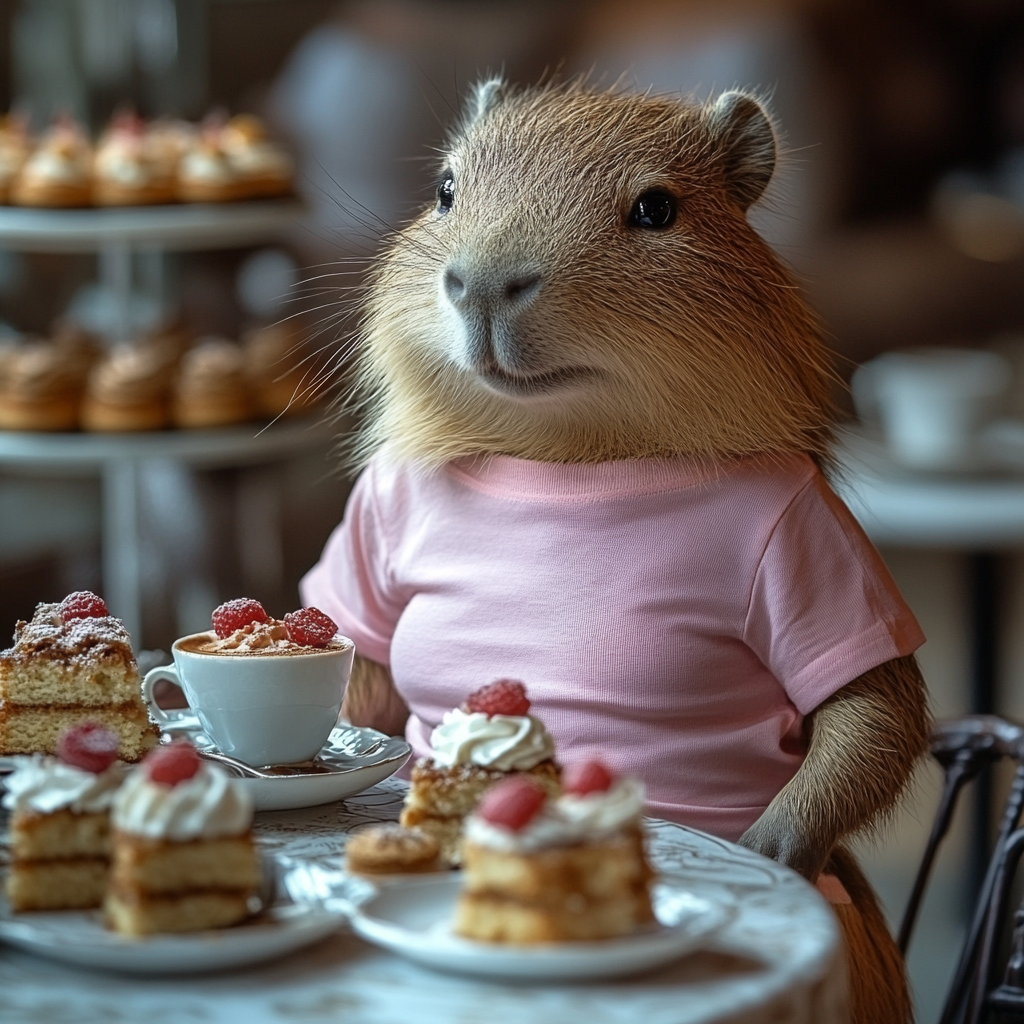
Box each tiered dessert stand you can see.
[0,200,334,646]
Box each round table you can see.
[0,779,846,1024]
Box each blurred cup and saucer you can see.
[852,347,1011,473]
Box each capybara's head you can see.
[357,78,834,466]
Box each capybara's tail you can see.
[825,847,914,1024]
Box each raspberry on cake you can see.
[399,680,560,867]
[105,742,262,936]
[3,723,126,912]
[454,762,654,943]
[0,595,159,761]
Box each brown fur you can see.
[344,79,929,1022]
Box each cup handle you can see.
[142,664,201,734]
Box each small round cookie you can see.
[345,824,442,877]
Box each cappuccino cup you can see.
[142,633,355,766]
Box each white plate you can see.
[0,856,347,974]
[347,873,733,981]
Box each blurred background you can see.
[3,1,1024,1017]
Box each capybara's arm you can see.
[343,654,410,737]
[739,654,930,881]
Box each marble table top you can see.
[0,779,847,1024]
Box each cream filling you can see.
[429,708,554,771]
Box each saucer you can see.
[343,873,733,981]
[0,855,347,974]
[160,713,411,811]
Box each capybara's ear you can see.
[704,90,777,211]
[463,76,507,130]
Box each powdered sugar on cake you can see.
[430,708,554,771]
[5,601,135,665]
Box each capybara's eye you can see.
[437,171,455,214]
[629,189,676,230]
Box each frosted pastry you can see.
[0,341,83,431]
[400,680,560,866]
[172,337,252,428]
[105,742,261,935]
[220,115,293,200]
[82,343,175,432]
[3,724,125,911]
[455,762,654,942]
[0,114,30,203]
[11,118,92,207]
[0,592,159,760]
[242,321,317,417]
[93,112,175,206]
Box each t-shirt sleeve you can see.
[742,473,925,715]
[299,463,405,668]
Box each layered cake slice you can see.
[3,723,125,911]
[0,592,159,761]
[105,742,262,935]
[454,761,655,943]
[399,680,560,866]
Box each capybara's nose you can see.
[443,263,541,314]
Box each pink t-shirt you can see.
[301,452,924,841]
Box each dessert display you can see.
[3,723,125,911]
[10,118,93,208]
[243,321,314,417]
[172,337,251,428]
[454,761,654,943]
[399,680,560,866]
[81,341,174,431]
[0,340,83,430]
[0,114,30,203]
[179,597,346,654]
[0,109,291,207]
[105,741,262,935]
[93,113,176,207]
[220,115,294,201]
[344,824,442,877]
[0,591,159,761]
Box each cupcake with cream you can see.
[106,741,261,935]
[3,723,127,911]
[11,117,92,207]
[176,120,245,203]
[172,337,252,428]
[93,112,175,206]
[399,679,560,866]
[82,342,176,432]
[220,114,293,200]
[0,340,84,431]
[455,761,654,942]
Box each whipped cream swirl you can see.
[112,762,252,841]
[430,708,554,771]
[464,777,645,853]
[2,756,126,815]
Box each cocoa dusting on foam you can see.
[180,621,349,656]
[1,601,136,672]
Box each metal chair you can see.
[900,715,1024,1023]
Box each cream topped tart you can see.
[4,723,126,911]
[105,742,261,935]
[455,761,654,942]
[399,680,560,866]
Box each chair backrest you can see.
[902,715,1024,1024]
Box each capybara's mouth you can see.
[477,365,594,396]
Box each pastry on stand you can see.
[3,723,126,911]
[220,115,294,200]
[0,340,83,431]
[243,321,317,417]
[82,342,174,432]
[93,112,175,207]
[176,127,246,203]
[172,338,252,428]
[106,742,262,935]
[0,113,30,204]
[10,118,93,208]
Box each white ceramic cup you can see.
[852,348,1010,470]
[142,633,355,767]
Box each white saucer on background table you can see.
[341,872,734,982]
[160,715,412,811]
[0,855,347,974]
